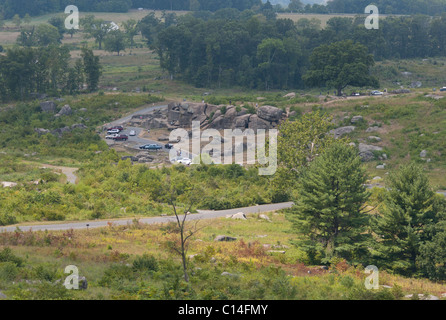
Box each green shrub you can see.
[33,263,59,282]
[0,247,24,267]
[132,254,159,273]
[0,262,19,282]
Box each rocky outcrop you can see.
[166,102,284,130]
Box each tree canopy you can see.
[303,40,379,96]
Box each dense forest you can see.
[149,11,446,89]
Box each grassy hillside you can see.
[0,11,445,301]
[0,211,444,300]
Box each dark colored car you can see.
[107,126,124,131]
[113,134,128,141]
[139,144,162,150]
[164,143,174,149]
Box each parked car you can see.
[351,92,360,96]
[139,144,162,150]
[105,133,119,139]
[107,128,120,134]
[164,143,174,149]
[107,126,123,131]
[176,158,191,165]
[370,90,383,96]
[440,87,446,92]
[113,134,128,141]
[129,130,136,136]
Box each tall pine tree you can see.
[287,142,370,265]
[372,162,437,276]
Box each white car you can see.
[371,90,383,96]
[176,158,192,165]
[105,133,119,139]
[107,129,120,134]
[129,130,136,136]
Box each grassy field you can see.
[0,210,444,300]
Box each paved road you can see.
[0,202,294,233]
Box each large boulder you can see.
[350,115,363,124]
[56,105,72,116]
[234,114,251,129]
[329,126,355,139]
[228,212,247,220]
[40,101,57,113]
[248,114,270,131]
[358,143,383,162]
[257,105,283,122]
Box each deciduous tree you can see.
[303,40,379,96]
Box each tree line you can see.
[0,46,101,101]
[0,0,262,19]
[148,11,446,90]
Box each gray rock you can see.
[35,128,50,135]
[358,143,383,162]
[40,101,57,113]
[410,81,422,88]
[257,105,284,122]
[259,214,271,222]
[329,126,355,139]
[229,212,247,220]
[248,114,270,131]
[56,105,72,116]
[420,150,428,158]
[376,164,386,169]
[368,136,382,142]
[214,235,237,242]
[221,272,239,277]
[366,126,380,133]
[350,115,363,124]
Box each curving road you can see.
[0,202,294,233]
